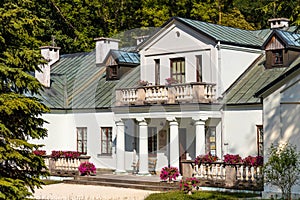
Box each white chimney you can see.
[36,46,60,87]
[94,37,119,64]
[136,35,149,45]
[268,18,289,29]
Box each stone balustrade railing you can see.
[181,160,263,191]
[42,155,90,177]
[115,82,216,106]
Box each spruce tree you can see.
[0,1,49,199]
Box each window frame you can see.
[77,127,87,155]
[170,57,185,84]
[256,125,264,157]
[205,126,216,156]
[154,59,160,85]
[272,49,283,66]
[107,65,119,80]
[101,127,113,156]
[148,127,157,156]
[196,55,203,82]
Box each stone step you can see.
[64,179,178,191]
[74,176,171,186]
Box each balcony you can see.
[115,82,216,106]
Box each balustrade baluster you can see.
[162,87,167,100]
[123,90,128,102]
[248,167,252,181]
[211,163,216,179]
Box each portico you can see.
[113,109,221,175]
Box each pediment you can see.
[139,21,215,55]
[265,35,285,51]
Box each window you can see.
[148,127,157,156]
[77,127,87,154]
[196,55,203,82]
[101,127,113,155]
[170,58,185,83]
[154,59,160,85]
[272,50,283,65]
[257,125,263,157]
[205,127,216,156]
[107,65,118,80]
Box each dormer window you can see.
[107,65,119,80]
[272,49,283,65]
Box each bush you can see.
[180,177,199,193]
[160,166,180,182]
[78,161,96,175]
[264,143,300,200]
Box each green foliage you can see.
[11,0,298,54]
[145,190,260,200]
[0,0,50,199]
[264,143,300,200]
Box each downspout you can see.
[217,41,222,98]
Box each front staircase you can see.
[64,173,179,191]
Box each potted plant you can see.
[195,153,218,165]
[165,77,178,85]
[137,80,149,86]
[224,154,242,164]
[243,155,263,167]
[78,161,96,176]
[160,166,180,182]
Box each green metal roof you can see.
[110,50,140,65]
[38,50,140,110]
[224,55,300,105]
[174,17,298,49]
[275,30,300,49]
[175,17,266,48]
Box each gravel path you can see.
[32,183,159,200]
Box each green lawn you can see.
[145,190,263,200]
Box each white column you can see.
[115,120,126,174]
[138,120,149,175]
[194,120,206,156]
[169,120,179,170]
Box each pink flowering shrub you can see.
[243,155,263,166]
[180,177,199,193]
[50,150,81,159]
[160,166,180,182]
[195,153,218,165]
[33,150,46,156]
[78,162,96,175]
[224,154,242,164]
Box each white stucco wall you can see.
[140,24,217,86]
[263,75,300,196]
[222,109,262,157]
[31,112,117,169]
[220,48,261,93]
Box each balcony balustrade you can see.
[42,155,91,177]
[181,160,263,191]
[115,82,216,106]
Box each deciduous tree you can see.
[264,143,300,200]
